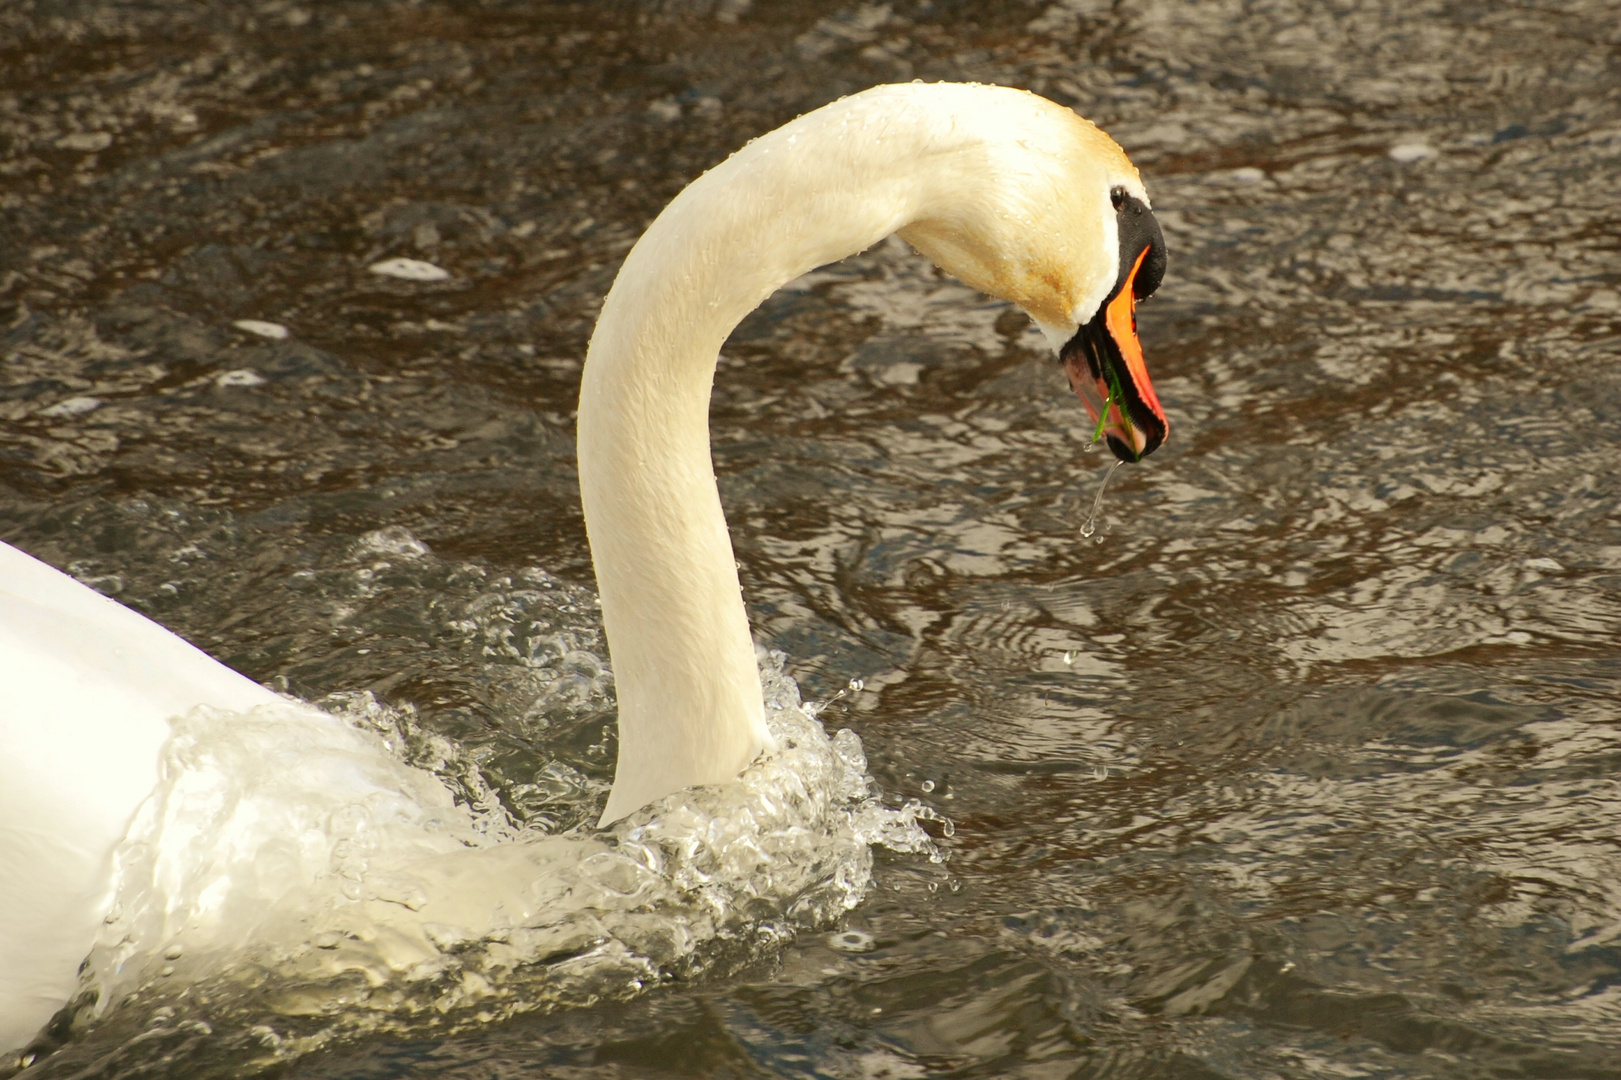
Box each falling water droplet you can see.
[921,779,935,793]
[1080,460,1124,541]
[848,677,865,693]
[1063,650,1077,666]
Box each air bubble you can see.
[829,929,877,953]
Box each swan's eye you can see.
[1110,186,1125,210]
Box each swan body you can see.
[0,541,293,1051]
[0,81,1165,1056]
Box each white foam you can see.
[368,258,450,282]
[38,396,102,417]
[215,369,266,387]
[1389,142,1438,163]
[232,319,290,340]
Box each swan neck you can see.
[580,95,935,825]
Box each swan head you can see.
[1057,187,1168,463]
[893,86,1168,463]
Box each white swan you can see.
[0,81,1167,1056]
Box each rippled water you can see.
[4,0,1621,1076]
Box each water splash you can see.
[1080,460,1124,541]
[37,654,943,1075]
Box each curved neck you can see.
[579,87,1036,824]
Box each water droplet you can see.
[1063,649,1077,666]
[848,677,865,693]
[920,779,935,793]
[1080,460,1123,541]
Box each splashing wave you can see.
[36,653,941,1075]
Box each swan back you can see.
[0,541,281,1052]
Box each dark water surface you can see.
[5,1,1621,1076]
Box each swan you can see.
[0,81,1167,1057]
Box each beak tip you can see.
[1105,424,1167,463]
[1105,434,1140,463]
